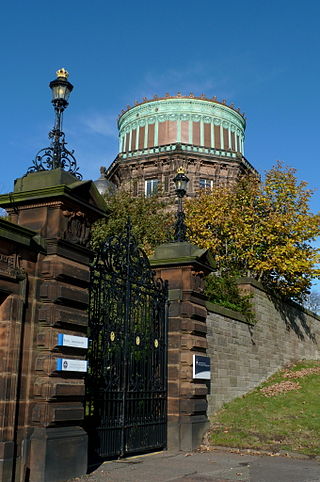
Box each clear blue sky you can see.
[1,0,320,211]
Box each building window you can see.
[199,178,214,190]
[145,179,159,196]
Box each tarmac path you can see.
[70,449,320,482]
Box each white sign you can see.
[193,355,211,380]
[56,358,88,372]
[57,334,88,349]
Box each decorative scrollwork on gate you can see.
[94,219,165,288]
[86,220,168,459]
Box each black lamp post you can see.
[173,168,189,242]
[27,68,82,179]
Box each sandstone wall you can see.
[206,279,320,416]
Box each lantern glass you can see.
[50,79,73,103]
[175,177,188,191]
[173,172,189,195]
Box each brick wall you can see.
[206,279,320,416]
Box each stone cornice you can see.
[118,94,245,122]
[105,147,259,179]
[121,143,238,160]
[118,97,246,133]
[0,218,44,250]
[0,183,108,217]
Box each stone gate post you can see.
[0,169,106,481]
[150,241,214,451]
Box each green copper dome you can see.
[117,94,246,159]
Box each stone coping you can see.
[237,277,320,321]
[149,241,215,271]
[205,300,250,325]
[0,181,107,216]
[0,218,44,249]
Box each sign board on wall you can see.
[193,355,211,380]
[56,358,88,372]
[57,333,88,349]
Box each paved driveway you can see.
[71,450,320,482]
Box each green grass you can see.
[209,360,320,456]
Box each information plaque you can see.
[56,358,88,372]
[193,355,211,380]
[57,334,88,349]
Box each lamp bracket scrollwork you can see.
[26,130,82,180]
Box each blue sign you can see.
[193,355,211,380]
[56,358,88,372]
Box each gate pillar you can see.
[150,242,214,452]
[0,169,106,481]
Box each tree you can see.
[185,162,320,300]
[91,190,174,255]
[303,291,320,314]
[204,272,255,322]
[0,208,7,219]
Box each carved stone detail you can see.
[192,270,205,293]
[62,210,91,247]
[0,253,21,277]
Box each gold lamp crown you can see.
[177,167,185,174]
[56,68,69,79]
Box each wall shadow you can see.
[270,294,317,343]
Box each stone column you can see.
[0,169,106,482]
[150,242,214,451]
[0,221,38,482]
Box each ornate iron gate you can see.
[86,223,168,458]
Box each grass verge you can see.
[209,360,320,456]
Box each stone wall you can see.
[206,279,320,416]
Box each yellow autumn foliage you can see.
[185,162,320,300]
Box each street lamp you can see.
[49,68,73,107]
[173,167,189,242]
[27,68,82,179]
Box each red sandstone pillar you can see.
[0,169,106,481]
[150,241,214,451]
[0,226,34,482]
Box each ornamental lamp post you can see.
[27,68,82,179]
[49,68,73,107]
[173,167,189,242]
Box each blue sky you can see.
[1,0,320,212]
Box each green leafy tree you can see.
[303,291,320,314]
[204,272,255,322]
[91,190,175,255]
[0,208,8,219]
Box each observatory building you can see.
[104,94,258,197]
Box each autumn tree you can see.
[303,291,320,314]
[185,163,320,300]
[91,190,174,255]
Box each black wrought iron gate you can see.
[86,223,168,459]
